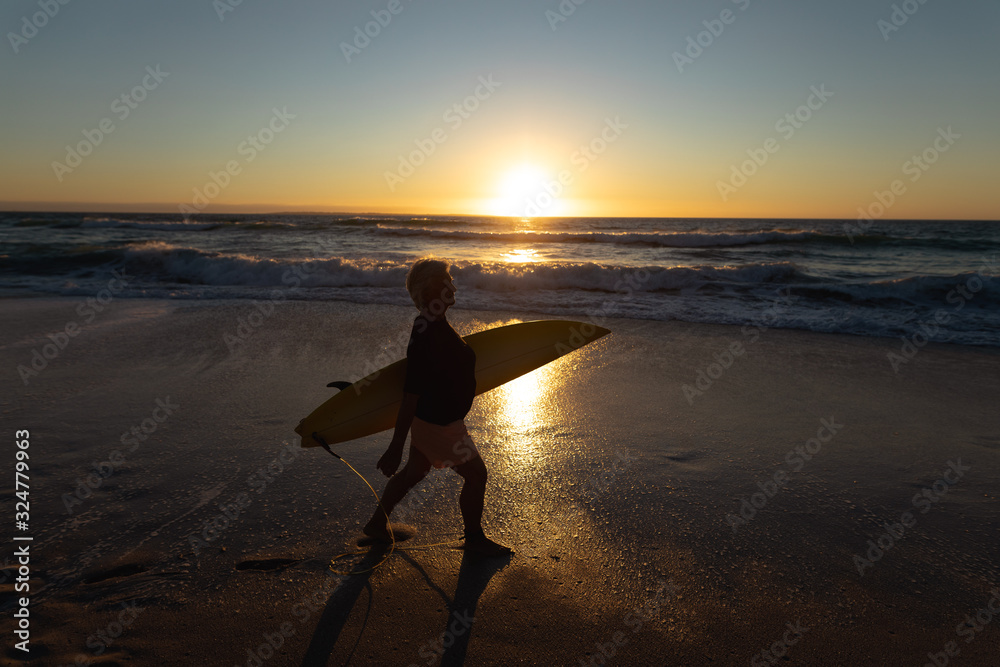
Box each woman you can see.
[363,258,511,557]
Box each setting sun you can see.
[488,164,569,218]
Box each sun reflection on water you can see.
[501,247,539,263]
[484,362,561,467]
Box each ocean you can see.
[1,212,998,346]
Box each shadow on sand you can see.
[300,545,510,666]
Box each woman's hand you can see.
[380,394,417,477]
[377,440,404,477]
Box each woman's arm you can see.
[377,392,419,477]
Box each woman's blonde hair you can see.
[405,258,450,310]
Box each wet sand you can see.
[1,297,998,666]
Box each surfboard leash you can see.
[311,431,398,575]
[311,433,468,576]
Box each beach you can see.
[1,296,998,666]
[4,0,999,663]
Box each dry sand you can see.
[1,297,998,666]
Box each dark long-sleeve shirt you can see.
[403,316,477,425]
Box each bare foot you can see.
[363,520,392,541]
[464,535,513,557]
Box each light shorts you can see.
[410,417,480,469]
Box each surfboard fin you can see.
[311,431,342,460]
[326,381,352,390]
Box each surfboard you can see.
[295,319,610,448]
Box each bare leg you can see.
[364,445,430,537]
[454,456,511,556]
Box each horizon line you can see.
[0,203,997,223]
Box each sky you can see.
[1,0,998,220]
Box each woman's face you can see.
[424,271,456,313]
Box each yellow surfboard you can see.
[295,320,610,448]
